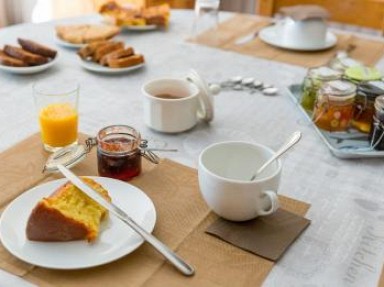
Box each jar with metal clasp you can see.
[344,66,382,84]
[369,95,384,150]
[328,54,362,73]
[313,80,356,132]
[300,66,343,111]
[352,81,384,133]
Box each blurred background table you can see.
[0,9,384,287]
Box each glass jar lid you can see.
[358,81,384,98]
[322,80,356,101]
[345,66,382,81]
[97,125,141,155]
[309,66,342,80]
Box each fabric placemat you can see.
[0,133,312,287]
[206,208,311,261]
[188,14,384,68]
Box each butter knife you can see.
[56,164,195,276]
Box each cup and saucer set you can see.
[259,5,337,51]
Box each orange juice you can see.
[39,103,78,147]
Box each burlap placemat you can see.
[0,133,312,286]
[188,14,384,68]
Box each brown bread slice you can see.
[100,47,134,66]
[0,50,27,67]
[108,54,144,68]
[77,41,109,60]
[18,38,57,58]
[4,45,48,65]
[93,41,124,62]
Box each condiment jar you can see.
[353,81,384,133]
[300,66,342,111]
[328,54,361,72]
[369,95,384,150]
[344,66,382,84]
[96,125,148,181]
[313,80,356,132]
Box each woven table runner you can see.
[0,133,312,286]
[188,14,384,68]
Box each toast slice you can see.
[0,50,27,67]
[100,47,134,66]
[18,38,57,58]
[83,25,120,43]
[108,54,144,68]
[4,45,48,65]
[77,41,108,60]
[93,41,124,62]
[56,25,89,44]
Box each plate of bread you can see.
[0,176,156,269]
[78,40,145,73]
[99,2,170,31]
[55,24,120,48]
[0,38,58,74]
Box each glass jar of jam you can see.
[300,66,342,111]
[97,125,143,181]
[313,80,356,132]
[344,66,382,84]
[369,95,384,150]
[353,81,384,133]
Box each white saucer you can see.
[0,55,59,74]
[259,25,337,51]
[80,58,145,74]
[0,176,156,269]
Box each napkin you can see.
[206,208,310,261]
[279,5,329,21]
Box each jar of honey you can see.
[300,66,342,111]
[313,80,356,132]
[97,125,143,181]
[353,81,384,133]
[369,95,384,150]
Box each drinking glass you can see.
[191,0,221,38]
[33,79,79,152]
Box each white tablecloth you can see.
[0,10,383,287]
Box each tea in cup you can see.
[198,141,281,221]
[142,71,214,133]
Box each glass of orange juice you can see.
[33,80,79,152]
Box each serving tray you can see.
[287,84,384,159]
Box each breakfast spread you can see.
[0,38,57,67]
[26,177,111,242]
[99,2,170,28]
[56,24,120,44]
[78,40,145,68]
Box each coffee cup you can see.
[198,141,281,221]
[142,71,215,133]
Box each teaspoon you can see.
[250,131,302,181]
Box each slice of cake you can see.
[26,177,111,242]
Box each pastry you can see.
[108,54,144,68]
[0,49,27,67]
[93,41,124,62]
[99,47,134,66]
[26,177,111,242]
[56,24,120,44]
[18,38,57,58]
[4,45,48,65]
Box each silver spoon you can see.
[250,131,302,181]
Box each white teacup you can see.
[198,141,281,221]
[279,17,327,48]
[143,77,215,133]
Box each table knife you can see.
[56,164,195,276]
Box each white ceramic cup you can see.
[279,17,327,48]
[142,78,201,133]
[198,141,281,221]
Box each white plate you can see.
[55,36,86,49]
[259,25,337,51]
[80,58,145,74]
[0,176,156,269]
[0,55,59,75]
[121,24,157,31]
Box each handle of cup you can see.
[258,190,280,216]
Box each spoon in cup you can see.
[250,131,302,181]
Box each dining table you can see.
[0,8,384,287]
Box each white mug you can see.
[198,141,281,221]
[142,78,201,133]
